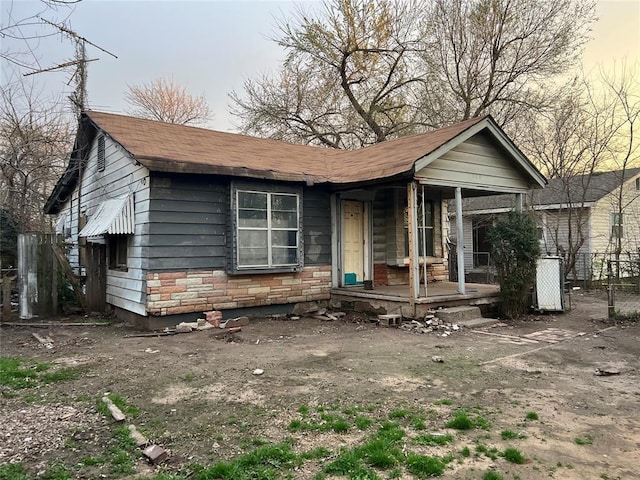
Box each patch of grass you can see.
[483,471,504,480]
[503,447,526,464]
[574,434,594,445]
[193,441,299,480]
[525,411,539,421]
[434,399,453,406]
[40,463,73,480]
[413,433,454,446]
[332,417,350,433]
[388,408,410,419]
[445,408,491,431]
[445,410,474,430]
[77,456,105,467]
[410,417,427,431]
[297,404,309,415]
[323,448,378,479]
[501,429,526,440]
[405,453,446,477]
[300,446,332,460]
[476,444,500,460]
[0,357,42,389]
[0,463,29,480]
[460,446,471,457]
[355,415,373,430]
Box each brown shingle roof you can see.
[85,111,486,184]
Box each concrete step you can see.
[456,317,499,328]
[434,306,482,323]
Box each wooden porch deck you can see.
[330,282,500,318]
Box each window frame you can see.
[108,235,129,271]
[611,212,624,239]
[403,198,435,258]
[230,182,303,274]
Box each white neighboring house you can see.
[450,168,640,281]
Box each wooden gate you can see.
[85,243,107,313]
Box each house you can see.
[44,111,546,328]
[452,168,640,281]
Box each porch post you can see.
[455,187,466,294]
[515,193,523,213]
[407,182,420,309]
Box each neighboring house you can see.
[44,111,545,328]
[452,168,640,281]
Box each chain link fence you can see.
[607,259,640,319]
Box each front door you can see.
[342,200,365,285]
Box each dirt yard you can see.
[0,290,638,480]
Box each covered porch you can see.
[329,117,546,317]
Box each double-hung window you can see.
[611,212,623,239]
[236,189,300,269]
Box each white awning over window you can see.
[79,195,135,237]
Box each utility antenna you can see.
[24,17,118,118]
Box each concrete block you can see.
[143,445,168,464]
[435,306,481,323]
[378,314,402,327]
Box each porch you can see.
[330,281,500,318]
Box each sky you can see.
[1,0,639,132]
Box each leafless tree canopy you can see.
[1,0,81,71]
[124,77,212,126]
[230,0,596,148]
[521,64,640,276]
[0,83,73,234]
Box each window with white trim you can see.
[236,189,300,269]
[611,212,623,239]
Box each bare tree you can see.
[423,0,595,128]
[522,64,640,279]
[125,77,212,126]
[230,0,595,147]
[1,0,82,71]
[0,81,73,234]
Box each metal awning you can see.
[79,195,134,237]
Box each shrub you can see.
[488,211,540,319]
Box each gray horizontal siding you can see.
[146,173,229,271]
[303,187,332,265]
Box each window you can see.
[235,189,300,269]
[404,198,434,257]
[611,212,623,239]
[97,136,105,172]
[636,177,640,191]
[108,235,128,270]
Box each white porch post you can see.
[407,182,420,308]
[455,187,466,294]
[515,193,523,212]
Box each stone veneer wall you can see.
[146,265,332,316]
[374,262,448,286]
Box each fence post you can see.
[607,260,615,319]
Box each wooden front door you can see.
[85,243,107,313]
[342,200,365,284]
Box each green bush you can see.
[488,211,540,319]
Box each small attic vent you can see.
[97,136,106,172]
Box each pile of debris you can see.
[397,313,460,337]
[124,311,249,338]
[287,302,347,321]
